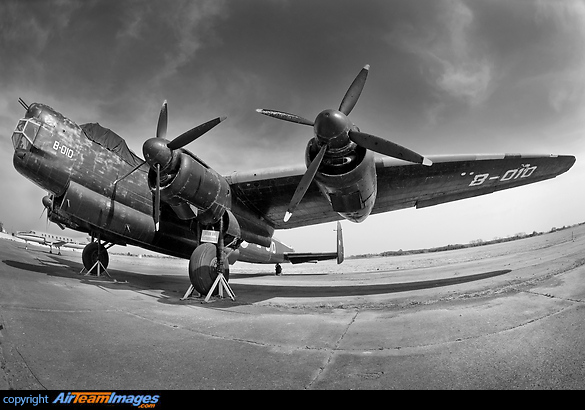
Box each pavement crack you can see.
[523,290,584,304]
[0,313,46,390]
[12,345,46,390]
[305,310,359,389]
[0,315,9,390]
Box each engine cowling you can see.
[150,151,231,226]
[306,138,377,223]
[147,147,275,248]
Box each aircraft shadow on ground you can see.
[3,251,512,307]
[230,269,512,301]
[3,259,63,275]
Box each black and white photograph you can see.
[0,0,584,392]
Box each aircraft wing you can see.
[227,154,575,230]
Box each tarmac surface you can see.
[1,225,584,390]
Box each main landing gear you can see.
[182,218,235,302]
[80,240,113,278]
[188,243,230,295]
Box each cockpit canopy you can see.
[12,118,41,151]
[80,123,144,167]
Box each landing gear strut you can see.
[49,245,62,255]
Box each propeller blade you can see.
[154,164,161,231]
[156,100,168,139]
[39,206,50,230]
[112,160,147,186]
[256,109,314,126]
[167,116,227,150]
[349,130,432,166]
[284,144,328,222]
[40,194,53,229]
[339,64,369,115]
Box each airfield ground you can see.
[0,225,584,389]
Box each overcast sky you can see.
[1,0,584,256]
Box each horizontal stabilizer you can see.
[285,222,344,265]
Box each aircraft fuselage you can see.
[11,103,288,263]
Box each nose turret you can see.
[25,103,44,119]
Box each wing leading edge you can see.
[227,154,575,230]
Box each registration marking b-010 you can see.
[468,164,537,187]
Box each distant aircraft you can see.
[14,230,88,254]
[10,65,574,298]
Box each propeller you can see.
[143,102,226,231]
[284,144,327,222]
[112,101,226,231]
[142,101,227,170]
[156,100,168,139]
[257,64,432,222]
[154,164,161,231]
[40,194,54,229]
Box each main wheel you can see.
[189,243,230,295]
[82,242,109,274]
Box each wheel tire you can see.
[82,242,109,274]
[189,243,230,296]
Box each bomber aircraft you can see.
[10,65,575,298]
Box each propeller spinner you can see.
[257,64,432,222]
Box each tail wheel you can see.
[82,242,109,274]
[189,243,229,295]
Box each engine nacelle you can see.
[221,208,241,242]
[307,139,377,223]
[152,152,231,226]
